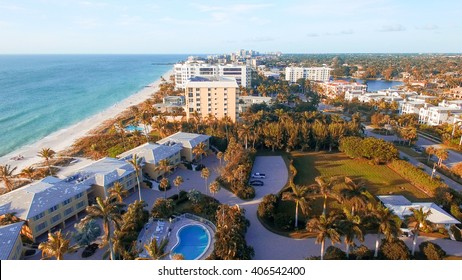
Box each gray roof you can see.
[117,142,182,165]
[0,177,90,220]
[157,132,210,149]
[77,157,135,187]
[0,222,23,260]
[377,195,412,206]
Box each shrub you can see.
[451,225,462,241]
[419,241,446,260]
[450,204,462,221]
[236,185,256,200]
[258,194,279,221]
[151,198,174,219]
[351,245,373,260]
[379,238,411,260]
[324,246,347,260]
[339,136,398,164]
[107,145,125,158]
[274,213,294,231]
[434,187,462,210]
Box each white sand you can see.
[0,69,174,175]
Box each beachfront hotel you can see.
[76,157,138,200]
[174,61,251,89]
[0,176,90,242]
[0,222,24,260]
[184,76,239,122]
[157,132,211,162]
[285,66,332,83]
[117,142,183,181]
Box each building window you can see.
[188,93,193,97]
[35,221,48,232]
[62,198,71,206]
[51,214,61,224]
[48,205,58,213]
[189,108,194,112]
[33,212,45,221]
[75,192,83,199]
[76,201,85,209]
[64,207,74,216]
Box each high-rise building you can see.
[185,76,239,122]
[285,66,332,82]
[174,62,251,89]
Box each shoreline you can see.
[0,68,174,174]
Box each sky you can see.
[0,0,461,54]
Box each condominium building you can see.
[0,222,24,260]
[184,76,239,122]
[419,105,462,126]
[285,66,332,83]
[117,142,182,181]
[237,96,273,114]
[319,80,367,98]
[76,157,138,200]
[174,62,251,89]
[157,132,210,162]
[0,176,90,241]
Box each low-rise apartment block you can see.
[237,96,273,114]
[320,80,367,99]
[157,132,210,162]
[0,222,24,260]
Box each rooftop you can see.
[0,177,90,220]
[157,132,210,149]
[0,222,24,260]
[186,76,238,88]
[117,142,182,165]
[76,157,135,187]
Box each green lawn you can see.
[291,151,431,201]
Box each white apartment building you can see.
[399,100,427,115]
[184,76,239,122]
[174,62,251,89]
[319,80,367,98]
[285,66,332,83]
[419,103,462,126]
[237,96,273,114]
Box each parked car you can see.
[249,180,264,186]
[251,172,266,179]
[82,243,99,258]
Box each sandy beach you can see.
[0,68,174,174]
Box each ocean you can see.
[0,55,187,157]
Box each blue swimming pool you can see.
[171,224,210,260]
[125,125,144,132]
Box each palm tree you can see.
[216,151,224,165]
[173,176,184,195]
[0,164,17,192]
[192,142,208,162]
[200,167,210,194]
[282,184,312,228]
[171,253,185,260]
[159,177,169,199]
[209,181,220,197]
[138,238,169,260]
[310,176,339,216]
[435,148,449,167]
[154,159,173,180]
[338,208,364,259]
[37,148,56,176]
[108,182,128,203]
[38,230,77,260]
[20,166,35,182]
[340,177,369,216]
[372,204,401,258]
[126,154,143,201]
[307,214,341,260]
[425,146,437,164]
[407,207,432,256]
[82,197,122,260]
[0,212,22,226]
[238,124,252,150]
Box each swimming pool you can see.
[125,125,144,132]
[171,224,210,260]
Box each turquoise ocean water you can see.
[0,55,187,157]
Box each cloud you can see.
[416,24,438,30]
[378,24,406,32]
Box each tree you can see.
[82,197,122,260]
[173,176,184,195]
[238,124,252,150]
[406,207,432,256]
[38,230,77,260]
[310,176,339,216]
[216,151,224,165]
[399,126,418,146]
[0,212,22,226]
[151,198,174,219]
[126,154,143,201]
[138,238,169,260]
[258,194,279,221]
[379,238,410,260]
[0,164,17,192]
[74,219,102,247]
[192,142,208,162]
[201,167,210,194]
[171,253,185,260]
[154,159,173,179]
[372,204,401,258]
[425,146,437,163]
[20,166,35,182]
[435,148,449,167]
[340,177,369,215]
[37,148,56,176]
[419,241,446,260]
[209,181,220,197]
[338,208,364,259]
[108,182,128,204]
[311,120,328,151]
[282,184,312,228]
[307,214,341,260]
[159,178,169,199]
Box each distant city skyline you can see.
[0,0,461,54]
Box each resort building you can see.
[378,195,460,229]
[237,96,273,114]
[285,66,332,83]
[0,222,24,260]
[418,100,462,126]
[0,176,90,242]
[184,76,239,122]
[152,96,185,114]
[318,80,367,99]
[117,142,183,181]
[76,157,138,200]
[157,132,210,162]
[174,62,251,89]
[399,100,427,115]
